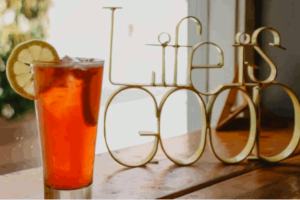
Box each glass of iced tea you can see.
[6,40,104,198]
[33,58,104,198]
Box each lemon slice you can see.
[6,40,60,100]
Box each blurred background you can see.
[0,0,299,175]
[0,0,51,175]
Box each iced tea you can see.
[33,60,104,190]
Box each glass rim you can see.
[32,59,105,68]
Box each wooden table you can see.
[1,123,300,199]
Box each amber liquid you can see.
[34,64,103,190]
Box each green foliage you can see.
[0,0,51,120]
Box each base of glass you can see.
[44,184,92,199]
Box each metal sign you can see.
[103,7,300,167]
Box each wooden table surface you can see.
[0,123,299,199]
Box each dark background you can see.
[256,0,300,119]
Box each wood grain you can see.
[0,123,298,199]
[178,154,300,199]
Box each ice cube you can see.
[73,63,88,71]
[76,57,95,62]
[61,56,80,63]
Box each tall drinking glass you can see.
[32,59,104,199]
